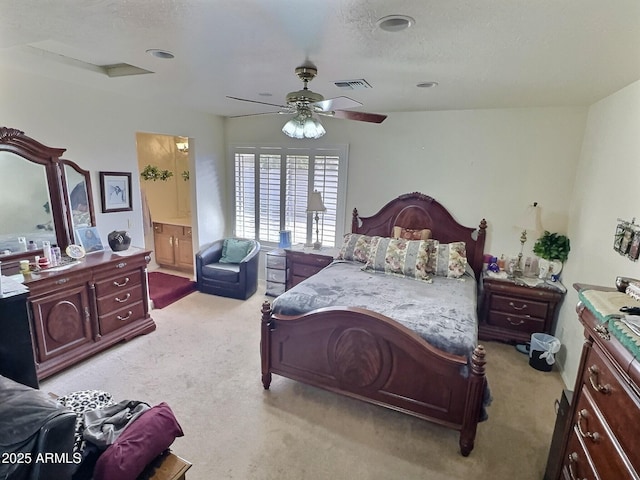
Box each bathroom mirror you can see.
[0,127,96,266]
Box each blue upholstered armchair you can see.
[195,238,260,299]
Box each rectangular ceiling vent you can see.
[334,79,372,90]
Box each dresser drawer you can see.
[96,286,143,315]
[266,253,286,269]
[563,431,598,480]
[581,342,640,471]
[95,270,143,298]
[291,262,325,279]
[490,294,549,318]
[486,311,545,334]
[266,268,286,283]
[573,389,636,477]
[99,301,145,336]
[289,251,333,268]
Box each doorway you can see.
[136,132,193,273]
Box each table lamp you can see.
[307,190,326,250]
[514,202,542,277]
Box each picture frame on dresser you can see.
[76,226,105,254]
[100,171,133,213]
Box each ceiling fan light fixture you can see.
[376,15,415,32]
[282,112,325,139]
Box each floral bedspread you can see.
[272,260,479,360]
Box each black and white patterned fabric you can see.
[56,390,116,453]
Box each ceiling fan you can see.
[226,65,387,139]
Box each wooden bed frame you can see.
[260,192,488,456]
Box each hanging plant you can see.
[533,231,571,263]
[181,170,190,181]
[140,164,173,181]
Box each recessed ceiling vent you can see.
[334,79,372,90]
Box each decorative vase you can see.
[107,230,131,251]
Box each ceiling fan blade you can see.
[314,96,362,111]
[228,111,285,118]
[331,110,387,123]
[226,96,288,109]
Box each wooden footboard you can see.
[260,301,487,456]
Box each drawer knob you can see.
[113,277,130,287]
[117,311,132,321]
[577,409,601,442]
[567,452,586,480]
[506,316,525,326]
[588,365,611,394]
[508,301,528,311]
[115,292,131,303]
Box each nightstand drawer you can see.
[490,294,549,318]
[486,311,545,334]
[291,262,325,279]
[266,268,286,283]
[289,251,333,268]
[266,254,287,270]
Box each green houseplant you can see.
[533,231,571,262]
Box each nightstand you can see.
[479,273,566,343]
[285,246,339,290]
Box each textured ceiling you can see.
[0,0,638,118]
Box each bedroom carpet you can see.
[148,271,197,309]
[41,281,565,480]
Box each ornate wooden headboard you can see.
[351,192,487,279]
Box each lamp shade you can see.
[516,202,543,232]
[307,191,326,212]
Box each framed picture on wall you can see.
[100,171,132,213]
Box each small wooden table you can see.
[149,452,192,480]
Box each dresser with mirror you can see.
[0,127,155,381]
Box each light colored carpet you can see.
[41,280,565,480]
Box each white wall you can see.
[226,107,587,261]
[556,79,640,387]
[0,66,226,253]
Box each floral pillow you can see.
[434,241,467,278]
[364,237,437,281]
[337,233,379,263]
[393,226,431,241]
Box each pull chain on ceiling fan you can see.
[226,64,387,139]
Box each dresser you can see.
[479,274,565,343]
[551,284,640,479]
[23,249,156,380]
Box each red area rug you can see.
[148,271,197,309]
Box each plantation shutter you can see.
[234,153,256,239]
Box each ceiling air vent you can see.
[334,79,372,90]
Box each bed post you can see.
[351,207,359,233]
[459,345,487,456]
[472,219,488,278]
[261,301,273,390]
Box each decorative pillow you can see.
[434,241,468,278]
[364,237,436,281]
[393,226,431,241]
[93,402,184,480]
[337,233,378,263]
[220,238,253,263]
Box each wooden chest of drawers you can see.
[479,276,565,343]
[23,249,156,380]
[553,284,640,480]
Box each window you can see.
[232,145,348,247]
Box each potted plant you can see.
[533,231,570,279]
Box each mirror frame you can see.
[0,126,96,269]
